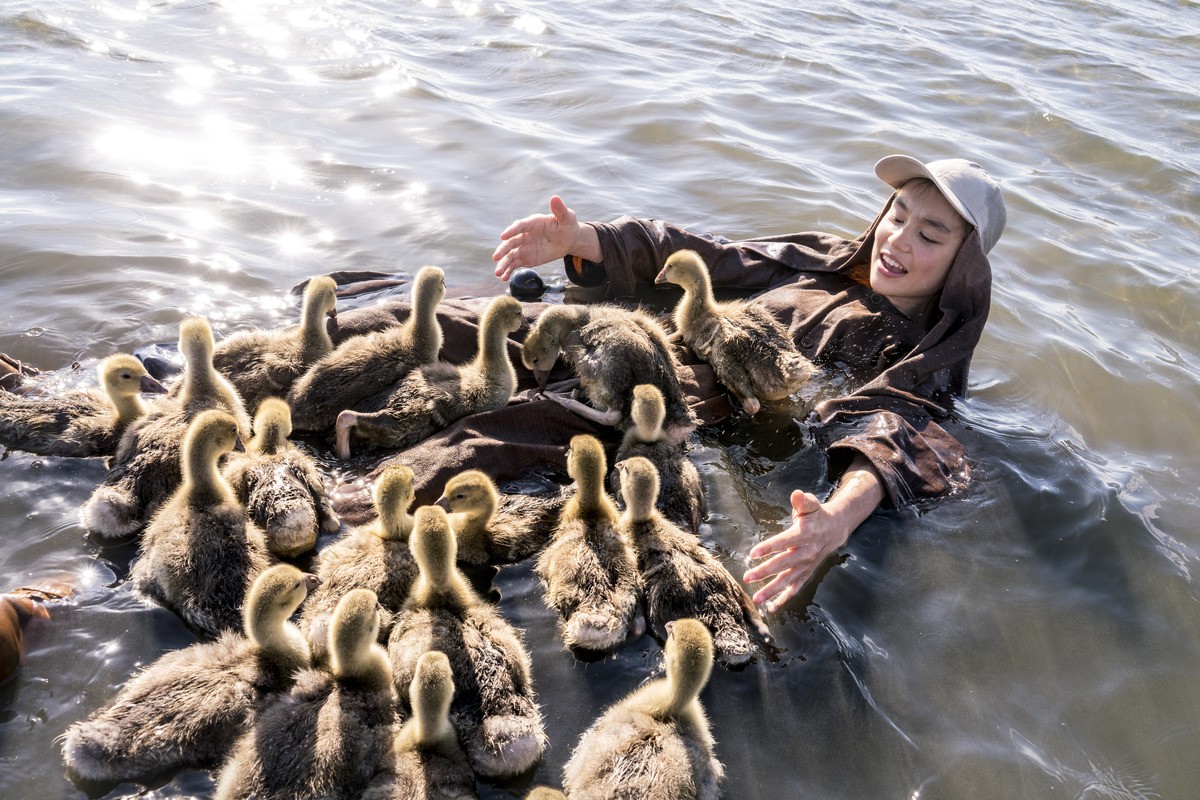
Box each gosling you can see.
[61,564,318,783]
[657,249,813,415]
[535,434,643,655]
[439,468,566,566]
[388,505,547,778]
[0,353,166,458]
[334,294,523,460]
[130,409,275,637]
[562,619,724,800]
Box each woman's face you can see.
[869,181,968,318]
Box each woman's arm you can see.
[743,454,884,612]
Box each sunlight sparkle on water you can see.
[513,14,546,35]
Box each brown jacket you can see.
[329,195,991,523]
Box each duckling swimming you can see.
[299,464,419,662]
[81,317,252,538]
[611,383,706,535]
[657,249,813,415]
[535,434,643,655]
[439,469,566,567]
[221,397,340,558]
[61,564,317,783]
[522,304,696,438]
[562,619,723,800]
[215,587,397,800]
[130,409,275,637]
[389,505,547,778]
[211,275,338,413]
[361,650,478,800]
[618,456,770,668]
[335,294,523,460]
[0,353,166,458]
[288,266,446,433]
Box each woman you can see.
[493,155,1007,612]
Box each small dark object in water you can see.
[509,268,545,301]
[133,343,183,382]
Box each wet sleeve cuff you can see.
[564,255,608,288]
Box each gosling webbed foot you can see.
[334,410,357,460]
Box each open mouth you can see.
[878,253,908,276]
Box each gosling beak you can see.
[303,573,322,593]
[140,374,169,394]
[434,495,451,512]
[653,267,670,285]
[533,369,549,392]
[326,307,338,321]
[233,435,246,453]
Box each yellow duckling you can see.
[335,295,523,460]
[221,397,340,557]
[288,266,445,432]
[522,304,696,439]
[525,789,566,800]
[0,353,166,458]
[61,564,318,783]
[215,588,397,800]
[536,434,643,655]
[389,505,547,778]
[439,468,567,566]
[130,409,275,637]
[618,456,770,668]
[81,317,251,538]
[656,249,813,415]
[361,650,478,800]
[298,464,419,663]
[611,383,706,535]
[211,275,338,413]
[562,619,723,800]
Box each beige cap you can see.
[875,155,1007,254]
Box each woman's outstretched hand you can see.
[493,195,598,280]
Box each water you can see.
[2,0,1198,797]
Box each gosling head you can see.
[329,588,387,682]
[303,275,339,322]
[483,295,525,337]
[525,789,567,800]
[248,397,292,454]
[372,464,416,540]
[440,469,498,521]
[409,650,455,744]
[522,307,570,389]
[412,266,447,310]
[663,618,714,712]
[177,317,216,368]
[629,383,666,443]
[567,434,607,491]
[243,563,320,640]
[654,249,709,291]
[410,505,457,584]
[617,456,660,523]
[100,354,167,400]
[184,409,244,464]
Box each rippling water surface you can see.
[2,1,1198,798]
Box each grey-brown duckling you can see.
[130,409,275,637]
[361,650,478,800]
[524,789,566,800]
[562,619,723,800]
[439,469,567,567]
[288,266,446,432]
[656,249,813,415]
[80,317,252,538]
[535,434,643,655]
[389,505,547,778]
[335,294,523,460]
[618,456,770,668]
[211,275,338,413]
[61,564,318,783]
[610,383,706,535]
[298,464,419,663]
[521,303,696,439]
[221,397,340,558]
[0,353,166,458]
[215,587,398,800]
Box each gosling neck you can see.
[476,314,517,384]
[677,272,716,329]
[410,691,453,747]
[248,610,308,668]
[374,508,415,542]
[407,289,444,362]
[110,392,147,427]
[249,420,287,456]
[622,488,657,525]
[299,296,334,364]
[184,443,234,508]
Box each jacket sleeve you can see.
[569,216,835,299]
[820,406,969,508]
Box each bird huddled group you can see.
[1,249,814,799]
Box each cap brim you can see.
[874,154,977,231]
